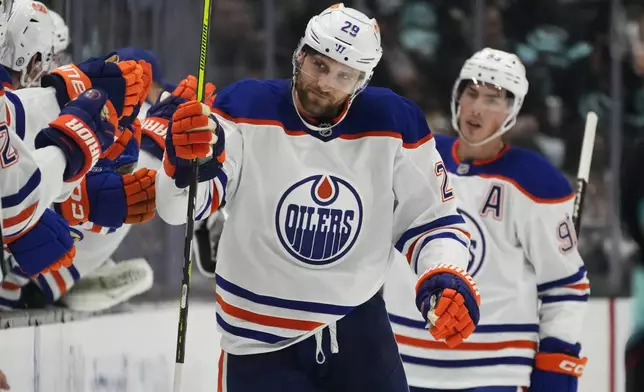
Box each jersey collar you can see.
[451,138,511,166]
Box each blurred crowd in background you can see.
[40,0,644,299]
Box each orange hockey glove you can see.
[415,264,481,348]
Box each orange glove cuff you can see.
[51,64,92,100]
[416,263,481,307]
[535,352,588,377]
[58,179,90,226]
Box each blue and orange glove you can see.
[34,88,119,182]
[530,337,588,391]
[4,209,76,277]
[415,264,481,348]
[55,120,156,230]
[120,59,153,129]
[55,167,156,230]
[42,52,145,120]
[141,75,216,160]
[164,99,225,188]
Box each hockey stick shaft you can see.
[572,111,598,234]
[173,0,213,390]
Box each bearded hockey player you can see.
[384,48,590,392]
[156,3,481,391]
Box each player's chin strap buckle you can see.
[314,322,340,364]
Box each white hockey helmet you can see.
[48,9,69,54]
[0,0,14,48]
[292,3,383,133]
[451,47,529,146]
[0,0,54,87]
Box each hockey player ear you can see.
[295,49,306,67]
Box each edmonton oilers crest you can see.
[275,175,363,268]
[458,208,487,277]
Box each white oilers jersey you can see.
[6,86,61,149]
[4,85,80,202]
[155,79,471,355]
[384,134,589,389]
[0,123,45,240]
[0,85,70,241]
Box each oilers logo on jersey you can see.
[458,208,487,277]
[275,174,363,268]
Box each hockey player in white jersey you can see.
[0,0,127,286]
[155,3,480,391]
[384,48,590,392]
[0,8,154,308]
[0,84,124,286]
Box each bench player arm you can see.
[10,86,85,201]
[0,94,70,239]
[0,135,54,240]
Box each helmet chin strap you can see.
[19,59,43,88]
[453,105,514,147]
[456,127,504,147]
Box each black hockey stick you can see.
[572,111,598,233]
[173,0,213,390]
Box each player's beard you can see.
[294,74,346,119]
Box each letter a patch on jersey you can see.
[480,184,504,220]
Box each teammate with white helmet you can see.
[48,8,71,67]
[384,48,590,391]
[154,3,480,391]
[0,0,54,88]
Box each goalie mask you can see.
[292,3,382,135]
[451,48,529,146]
